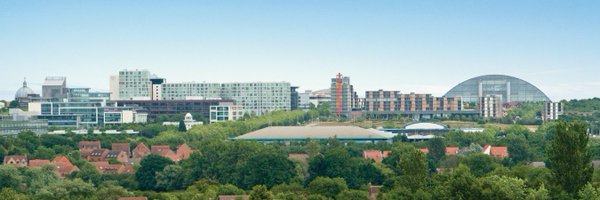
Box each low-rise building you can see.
[209,105,244,123]
[233,126,394,143]
[480,95,503,118]
[162,113,203,129]
[542,101,563,122]
[3,155,28,167]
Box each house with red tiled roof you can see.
[112,143,131,157]
[176,144,193,160]
[483,145,509,159]
[90,161,134,174]
[363,150,387,162]
[78,141,101,150]
[28,159,51,168]
[52,156,79,177]
[132,143,151,161]
[419,147,460,156]
[87,149,110,162]
[105,150,130,163]
[3,155,28,167]
[152,145,180,161]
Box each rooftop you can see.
[233,126,394,141]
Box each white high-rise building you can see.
[480,95,503,118]
[111,70,292,115]
[542,102,563,121]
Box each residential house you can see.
[119,197,148,200]
[483,145,509,159]
[90,161,134,174]
[218,195,249,200]
[132,143,151,161]
[78,141,101,150]
[28,159,50,168]
[3,155,28,167]
[105,150,130,163]
[419,147,460,156]
[52,156,79,177]
[151,145,179,161]
[112,143,131,157]
[176,144,193,160]
[87,149,110,162]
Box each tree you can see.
[428,136,446,163]
[23,165,58,195]
[96,184,134,200]
[0,188,29,200]
[507,136,532,166]
[178,120,187,132]
[335,189,369,200]
[8,100,19,108]
[307,177,348,198]
[249,185,273,200]
[136,154,175,190]
[577,183,600,200]
[396,146,428,191]
[461,154,497,177]
[305,140,320,158]
[546,122,593,194]
[446,164,481,199]
[155,165,186,191]
[241,151,296,189]
[35,178,96,200]
[0,165,24,190]
[479,175,527,199]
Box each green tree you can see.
[0,188,29,200]
[397,146,428,191]
[307,177,348,198]
[335,189,369,200]
[249,185,273,200]
[461,154,497,177]
[96,184,134,200]
[136,154,175,190]
[445,164,481,199]
[178,120,187,132]
[0,165,24,190]
[526,184,550,200]
[35,178,96,200]
[428,136,446,163]
[305,140,321,158]
[507,136,532,166]
[577,183,600,200]
[479,175,527,200]
[23,165,58,195]
[546,122,593,194]
[155,165,186,191]
[241,151,296,189]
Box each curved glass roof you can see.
[445,74,550,103]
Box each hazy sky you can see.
[1,1,599,101]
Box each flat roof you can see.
[233,126,394,141]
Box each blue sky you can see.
[1,1,599,101]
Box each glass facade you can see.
[445,75,550,103]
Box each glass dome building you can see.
[445,75,551,103]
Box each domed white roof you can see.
[184,113,194,121]
[404,122,447,130]
[15,78,35,99]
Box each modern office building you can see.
[111,69,292,115]
[66,88,111,103]
[330,73,356,117]
[479,95,503,118]
[28,101,146,127]
[0,118,48,136]
[42,77,67,99]
[114,99,233,120]
[445,74,551,104]
[542,101,563,121]
[290,86,299,110]
[209,104,244,123]
[297,90,312,110]
[364,90,468,119]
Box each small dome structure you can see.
[15,78,35,99]
[404,122,447,130]
[184,113,194,122]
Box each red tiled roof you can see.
[382,151,390,158]
[490,146,509,158]
[78,141,101,149]
[419,148,429,153]
[152,145,179,161]
[112,143,131,154]
[52,156,79,177]
[28,159,51,168]
[3,155,27,164]
[446,147,459,155]
[176,144,193,160]
[363,150,387,162]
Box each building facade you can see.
[209,104,244,123]
[111,70,292,115]
[479,95,503,118]
[42,76,67,99]
[364,90,466,119]
[542,101,563,121]
[0,118,48,135]
[445,74,551,103]
[330,73,356,117]
[115,99,233,120]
